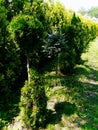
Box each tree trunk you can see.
[27,54,30,83]
[55,54,59,86]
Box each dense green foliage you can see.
[20,71,47,129]
[0,0,98,129]
[0,4,23,103]
[60,13,97,73]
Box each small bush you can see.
[19,70,47,129]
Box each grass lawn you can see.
[1,37,98,130]
[45,37,98,130]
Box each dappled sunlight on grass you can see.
[82,37,98,69]
[45,38,98,130]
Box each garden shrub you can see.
[19,69,47,129]
[59,13,98,74]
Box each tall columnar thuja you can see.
[10,14,47,128]
[0,6,19,99]
[45,1,71,33]
[0,5,25,127]
[59,13,98,74]
[70,13,84,63]
[71,14,97,63]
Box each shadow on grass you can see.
[0,89,21,128]
[45,101,77,125]
[74,64,98,81]
[55,101,77,116]
[45,63,98,129]
[61,65,98,129]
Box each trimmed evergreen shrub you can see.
[59,13,98,74]
[19,70,47,129]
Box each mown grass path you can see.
[46,38,98,130]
